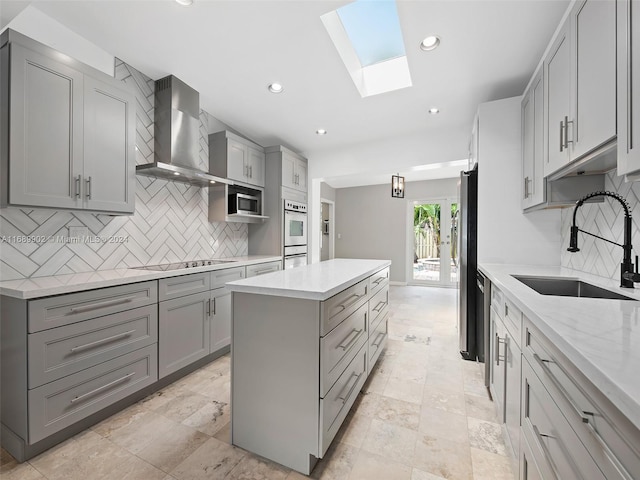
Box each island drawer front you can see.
[28,281,158,333]
[320,279,369,336]
[319,343,367,457]
[490,284,504,320]
[28,344,157,444]
[246,261,281,278]
[369,286,389,326]
[320,302,368,397]
[368,267,389,295]
[158,273,210,301]
[211,266,245,289]
[28,305,158,388]
[521,358,606,480]
[368,312,388,374]
[524,322,640,480]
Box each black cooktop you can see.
[132,260,234,271]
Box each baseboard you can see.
[389,281,407,286]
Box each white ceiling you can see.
[3,0,569,185]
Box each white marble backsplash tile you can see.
[560,170,640,280]
[0,60,247,281]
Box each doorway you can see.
[409,198,458,286]
[320,199,334,261]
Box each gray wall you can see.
[320,182,336,202]
[334,178,459,283]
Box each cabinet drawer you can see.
[320,302,368,397]
[320,279,368,336]
[246,261,281,278]
[524,322,640,480]
[503,297,522,348]
[319,343,367,457]
[28,304,158,388]
[28,281,157,333]
[158,273,209,301]
[369,286,389,327]
[521,359,605,480]
[369,267,389,295]
[490,284,504,318]
[211,266,245,289]
[368,312,388,374]
[28,344,157,443]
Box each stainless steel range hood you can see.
[135,75,231,187]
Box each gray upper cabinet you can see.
[1,30,135,214]
[521,70,545,210]
[544,0,617,177]
[544,20,572,176]
[617,0,640,176]
[83,75,136,213]
[280,149,308,192]
[210,130,265,188]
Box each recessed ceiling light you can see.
[316,129,327,135]
[173,172,180,176]
[268,83,284,94]
[210,180,216,184]
[175,0,193,6]
[420,35,441,51]
[428,107,440,114]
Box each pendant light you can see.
[391,173,405,198]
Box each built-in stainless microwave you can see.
[229,193,260,215]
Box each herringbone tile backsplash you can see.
[0,60,247,281]
[561,170,640,279]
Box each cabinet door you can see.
[83,76,135,213]
[210,287,231,353]
[282,152,297,189]
[227,139,247,183]
[505,332,521,457]
[158,291,210,378]
[9,43,84,209]
[490,308,506,422]
[247,147,265,187]
[530,72,545,206]
[544,21,572,176]
[617,0,640,175]
[521,88,534,210]
[295,158,308,192]
[520,432,545,480]
[572,0,616,159]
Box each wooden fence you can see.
[415,228,439,259]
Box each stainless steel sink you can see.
[512,275,637,301]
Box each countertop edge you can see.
[226,259,391,301]
[479,263,640,431]
[0,255,283,299]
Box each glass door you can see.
[411,198,458,286]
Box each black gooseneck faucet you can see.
[567,191,640,288]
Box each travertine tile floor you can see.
[1,286,514,480]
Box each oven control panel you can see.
[284,200,307,213]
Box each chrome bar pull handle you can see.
[70,372,135,404]
[74,175,81,198]
[560,121,565,152]
[70,330,136,353]
[565,116,574,147]
[86,176,92,199]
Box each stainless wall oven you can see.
[283,199,307,268]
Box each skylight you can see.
[321,0,412,98]
[336,0,405,67]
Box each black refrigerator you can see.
[458,165,483,362]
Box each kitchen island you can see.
[226,258,391,474]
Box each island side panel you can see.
[231,292,320,474]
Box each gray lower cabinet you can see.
[0,281,159,461]
[210,287,231,353]
[489,306,506,420]
[158,290,210,379]
[1,29,135,214]
[245,260,281,278]
[231,266,389,474]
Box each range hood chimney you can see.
[135,75,231,187]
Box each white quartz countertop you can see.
[226,258,391,301]
[0,255,282,299]
[479,263,640,430]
